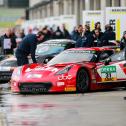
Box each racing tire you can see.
[76,68,89,93]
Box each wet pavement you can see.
[0,83,126,126]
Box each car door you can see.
[96,50,126,83]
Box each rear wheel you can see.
[76,69,89,93]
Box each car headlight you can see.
[55,65,73,75]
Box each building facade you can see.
[4,0,29,8]
[0,0,29,27]
[29,0,126,24]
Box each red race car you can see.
[11,47,117,93]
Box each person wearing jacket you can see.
[75,25,91,47]
[101,25,116,46]
[15,31,44,66]
[85,29,102,47]
[71,26,79,41]
[92,22,102,34]
[53,26,64,39]
[62,24,71,39]
[0,28,16,55]
[120,31,126,50]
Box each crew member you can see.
[16,31,44,66]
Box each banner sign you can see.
[106,7,126,40]
[82,10,105,31]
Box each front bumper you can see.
[0,71,12,81]
[11,73,76,93]
[19,82,52,93]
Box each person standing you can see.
[42,26,52,41]
[75,25,90,47]
[75,25,84,47]
[120,31,126,50]
[53,26,64,39]
[15,31,44,66]
[0,28,16,55]
[87,29,103,47]
[101,25,116,46]
[92,22,102,34]
[71,26,79,41]
[62,24,71,39]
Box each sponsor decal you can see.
[25,67,58,73]
[21,87,47,92]
[58,75,72,80]
[101,66,117,82]
[67,50,96,54]
[65,87,76,92]
[57,82,65,86]
[43,43,66,47]
[27,74,42,79]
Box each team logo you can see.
[58,75,72,80]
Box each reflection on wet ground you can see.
[0,83,79,126]
[0,83,126,126]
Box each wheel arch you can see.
[76,66,91,90]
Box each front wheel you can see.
[76,69,89,93]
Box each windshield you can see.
[47,50,96,66]
[36,43,66,55]
[0,60,17,67]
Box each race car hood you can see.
[20,61,96,82]
[21,63,69,81]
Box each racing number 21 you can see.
[105,73,112,81]
[101,66,117,82]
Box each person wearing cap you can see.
[15,31,44,66]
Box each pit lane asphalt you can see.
[0,83,126,126]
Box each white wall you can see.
[29,0,43,7]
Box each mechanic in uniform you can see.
[16,31,44,66]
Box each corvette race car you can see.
[11,47,119,93]
[36,39,75,63]
[0,56,17,81]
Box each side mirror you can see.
[104,58,111,65]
